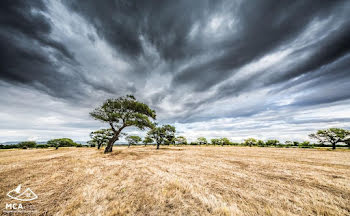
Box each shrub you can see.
[18,141,36,148]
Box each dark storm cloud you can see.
[64,0,349,93]
[171,1,343,90]
[63,0,218,61]
[0,0,83,99]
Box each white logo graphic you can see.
[7,185,38,201]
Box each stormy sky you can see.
[1,0,350,143]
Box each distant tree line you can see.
[0,138,83,149]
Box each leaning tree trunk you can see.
[97,142,102,150]
[104,135,118,153]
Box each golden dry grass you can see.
[0,146,350,215]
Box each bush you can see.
[18,141,36,148]
[76,144,83,147]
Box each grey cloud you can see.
[0,0,84,100]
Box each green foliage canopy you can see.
[18,141,36,149]
[47,138,77,149]
[143,136,154,146]
[309,128,350,149]
[90,95,156,153]
[90,129,114,149]
[147,125,176,149]
[126,135,142,147]
[197,137,208,145]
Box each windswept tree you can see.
[90,129,114,149]
[143,136,154,146]
[175,136,187,145]
[309,128,350,150]
[197,137,208,145]
[126,135,142,148]
[147,125,176,149]
[244,138,257,147]
[90,95,156,153]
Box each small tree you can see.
[18,141,36,149]
[221,137,231,146]
[47,138,77,150]
[90,95,156,153]
[211,138,221,145]
[266,139,280,147]
[147,125,176,149]
[126,135,142,148]
[143,136,154,146]
[257,140,265,147]
[197,137,208,145]
[244,138,257,147]
[175,136,187,145]
[309,128,350,150]
[90,129,114,149]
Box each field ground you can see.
[0,146,350,216]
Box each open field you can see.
[0,147,350,216]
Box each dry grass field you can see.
[0,146,350,216]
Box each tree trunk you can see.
[332,142,336,150]
[55,146,59,150]
[156,142,160,149]
[97,142,102,150]
[104,135,118,153]
[128,143,131,148]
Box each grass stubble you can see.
[0,146,349,215]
